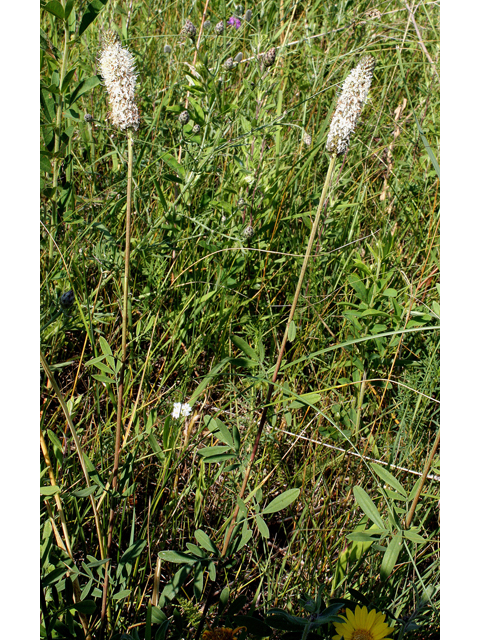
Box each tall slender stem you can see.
[101,129,134,630]
[406,429,440,528]
[221,154,337,556]
[49,0,69,262]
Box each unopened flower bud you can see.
[182,19,197,40]
[60,290,75,308]
[303,132,312,146]
[235,52,243,63]
[179,110,190,125]
[243,225,254,238]
[224,57,234,70]
[215,21,224,35]
[262,47,276,67]
[245,9,253,21]
[192,123,200,134]
[164,44,172,54]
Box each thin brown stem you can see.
[406,429,440,528]
[221,154,337,556]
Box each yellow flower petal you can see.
[365,607,376,630]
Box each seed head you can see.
[326,55,376,156]
[60,290,75,308]
[262,47,276,68]
[164,44,172,54]
[303,132,312,146]
[215,21,224,35]
[179,110,190,125]
[99,30,140,131]
[182,19,197,39]
[224,57,234,70]
[84,113,93,122]
[235,52,243,63]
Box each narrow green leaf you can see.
[198,445,233,457]
[262,488,300,514]
[231,335,258,361]
[158,551,197,565]
[403,528,426,544]
[255,514,270,538]
[44,1,64,19]
[370,463,407,497]
[68,75,102,106]
[79,0,108,36]
[380,531,403,580]
[92,374,115,384]
[72,485,98,498]
[60,68,77,94]
[204,416,235,448]
[112,589,132,600]
[195,529,219,555]
[353,486,386,530]
[40,485,60,496]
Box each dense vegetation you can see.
[40,1,440,639]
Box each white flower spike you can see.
[99,31,140,132]
[326,55,375,156]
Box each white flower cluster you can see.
[326,55,375,156]
[171,402,192,419]
[99,31,140,132]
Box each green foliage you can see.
[40,0,440,638]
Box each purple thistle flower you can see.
[227,15,241,29]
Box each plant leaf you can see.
[353,486,386,530]
[263,488,300,514]
[370,463,407,497]
[380,531,403,580]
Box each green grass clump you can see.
[40,1,439,639]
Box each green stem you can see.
[49,1,69,262]
[101,129,134,632]
[221,153,337,556]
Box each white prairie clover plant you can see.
[99,30,140,131]
[326,55,375,156]
[221,55,377,556]
[98,29,140,629]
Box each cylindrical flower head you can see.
[262,47,276,68]
[99,31,140,131]
[326,55,376,156]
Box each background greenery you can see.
[40,0,440,638]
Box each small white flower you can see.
[172,402,182,419]
[172,402,192,419]
[181,403,192,417]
